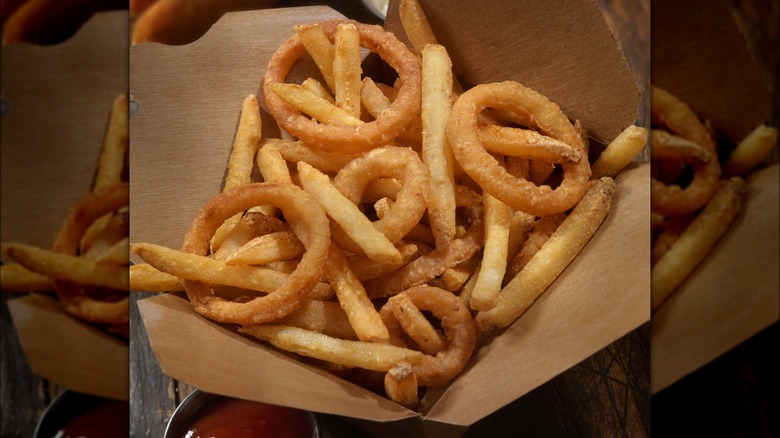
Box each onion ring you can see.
[379,285,476,386]
[447,81,590,216]
[264,19,421,153]
[330,146,428,253]
[51,183,129,325]
[650,86,720,215]
[180,183,330,325]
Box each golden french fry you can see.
[269,83,362,126]
[225,231,305,266]
[131,242,332,298]
[94,94,129,190]
[384,361,419,410]
[296,23,336,92]
[238,325,424,371]
[440,255,479,292]
[399,0,438,56]
[421,44,457,248]
[212,95,264,251]
[0,263,53,291]
[333,23,362,118]
[651,178,746,311]
[469,192,510,311]
[82,209,129,260]
[724,124,778,177]
[277,299,357,340]
[252,141,295,217]
[651,129,712,163]
[297,161,402,264]
[528,160,555,185]
[591,125,648,179]
[265,138,360,174]
[301,77,335,103]
[506,210,535,262]
[505,213,566,284]
[129,263,183,292]
[476,177,616,330]
[389,294,445,355]
[96,237,129,266]
[326,245,389,343]
[3,243,128,290]
[478,124,583,164]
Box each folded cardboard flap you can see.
[7,294,129,401]
[651,0,771,143]
[0,11,128,259]
[385,0,642,144]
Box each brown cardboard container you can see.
[130,1,648,433]
[0,11,129,401]
[650,0,779,394]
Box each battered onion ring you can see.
[180,183,330,325]
[52,183,129,325]
[264,20,421,153]
[330,146,428,253]
[447,81,590,216]
[379,285,476,386]
[650,87,720,215]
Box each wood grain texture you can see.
[130,292,177,437]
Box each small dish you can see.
[165,389,321,438]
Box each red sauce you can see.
[55,399,129,438]
[183,398,313,438]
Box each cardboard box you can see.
[130,1,649,433]
[0,11,129,401]
[649,0,779,394]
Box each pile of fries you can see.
[1,95,130,337]
[130,0,648,410]
[650,86,778,311]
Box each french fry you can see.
[131,242,332,298]
[277,299,357,340]
[476,177,616,331]
[265,138,360,174]
[479,124,583,164]
[252,141,294,217]
[650,129,712,163]
[389,294,445,355]
[651,178,746,311]
[296,23,336,92]
[238,325,424,371]
[399,0,438,56]
[94,94,129,190]
[325,245,389,343]
[3,243,128,290]
[421,44,457,248]
[301,77,335,103]
[297,161,402,264]
[129,263,182,292]
[384,361,419,410]
[724,124,778,177]
[333,23,362,118]
[469,192,511,311]
[211,95,263,251]
[269,83,363,126]
[225,231,305,266]
[504,213,566,284]
[95,237,129,266]
[590,125,648,179]
[0,263,53,291]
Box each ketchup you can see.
[182,398,314,438]
[54,399,129,438]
